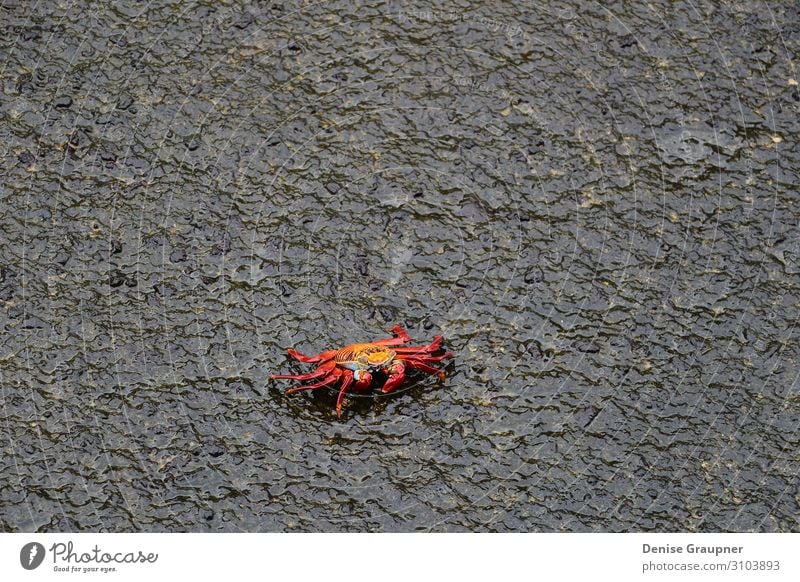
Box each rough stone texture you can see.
[0,1,798,531]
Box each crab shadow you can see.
[269,362,456,420]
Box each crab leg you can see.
[285,368,342,394]
[335,370,355,419]
[381,361,406,394]
[391,336,444,354]
[286,347,338,364]
[370,325,412,346]
[404,358,447,381]
[270,359,336,381]
[397,351,453,363]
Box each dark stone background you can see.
[0,0,798,531]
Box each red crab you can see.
[270,325,453,418]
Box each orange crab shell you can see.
[334,344,396,372]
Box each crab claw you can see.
[381,361,406,394]
[335,370,372,419]
[353,370,372,391]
